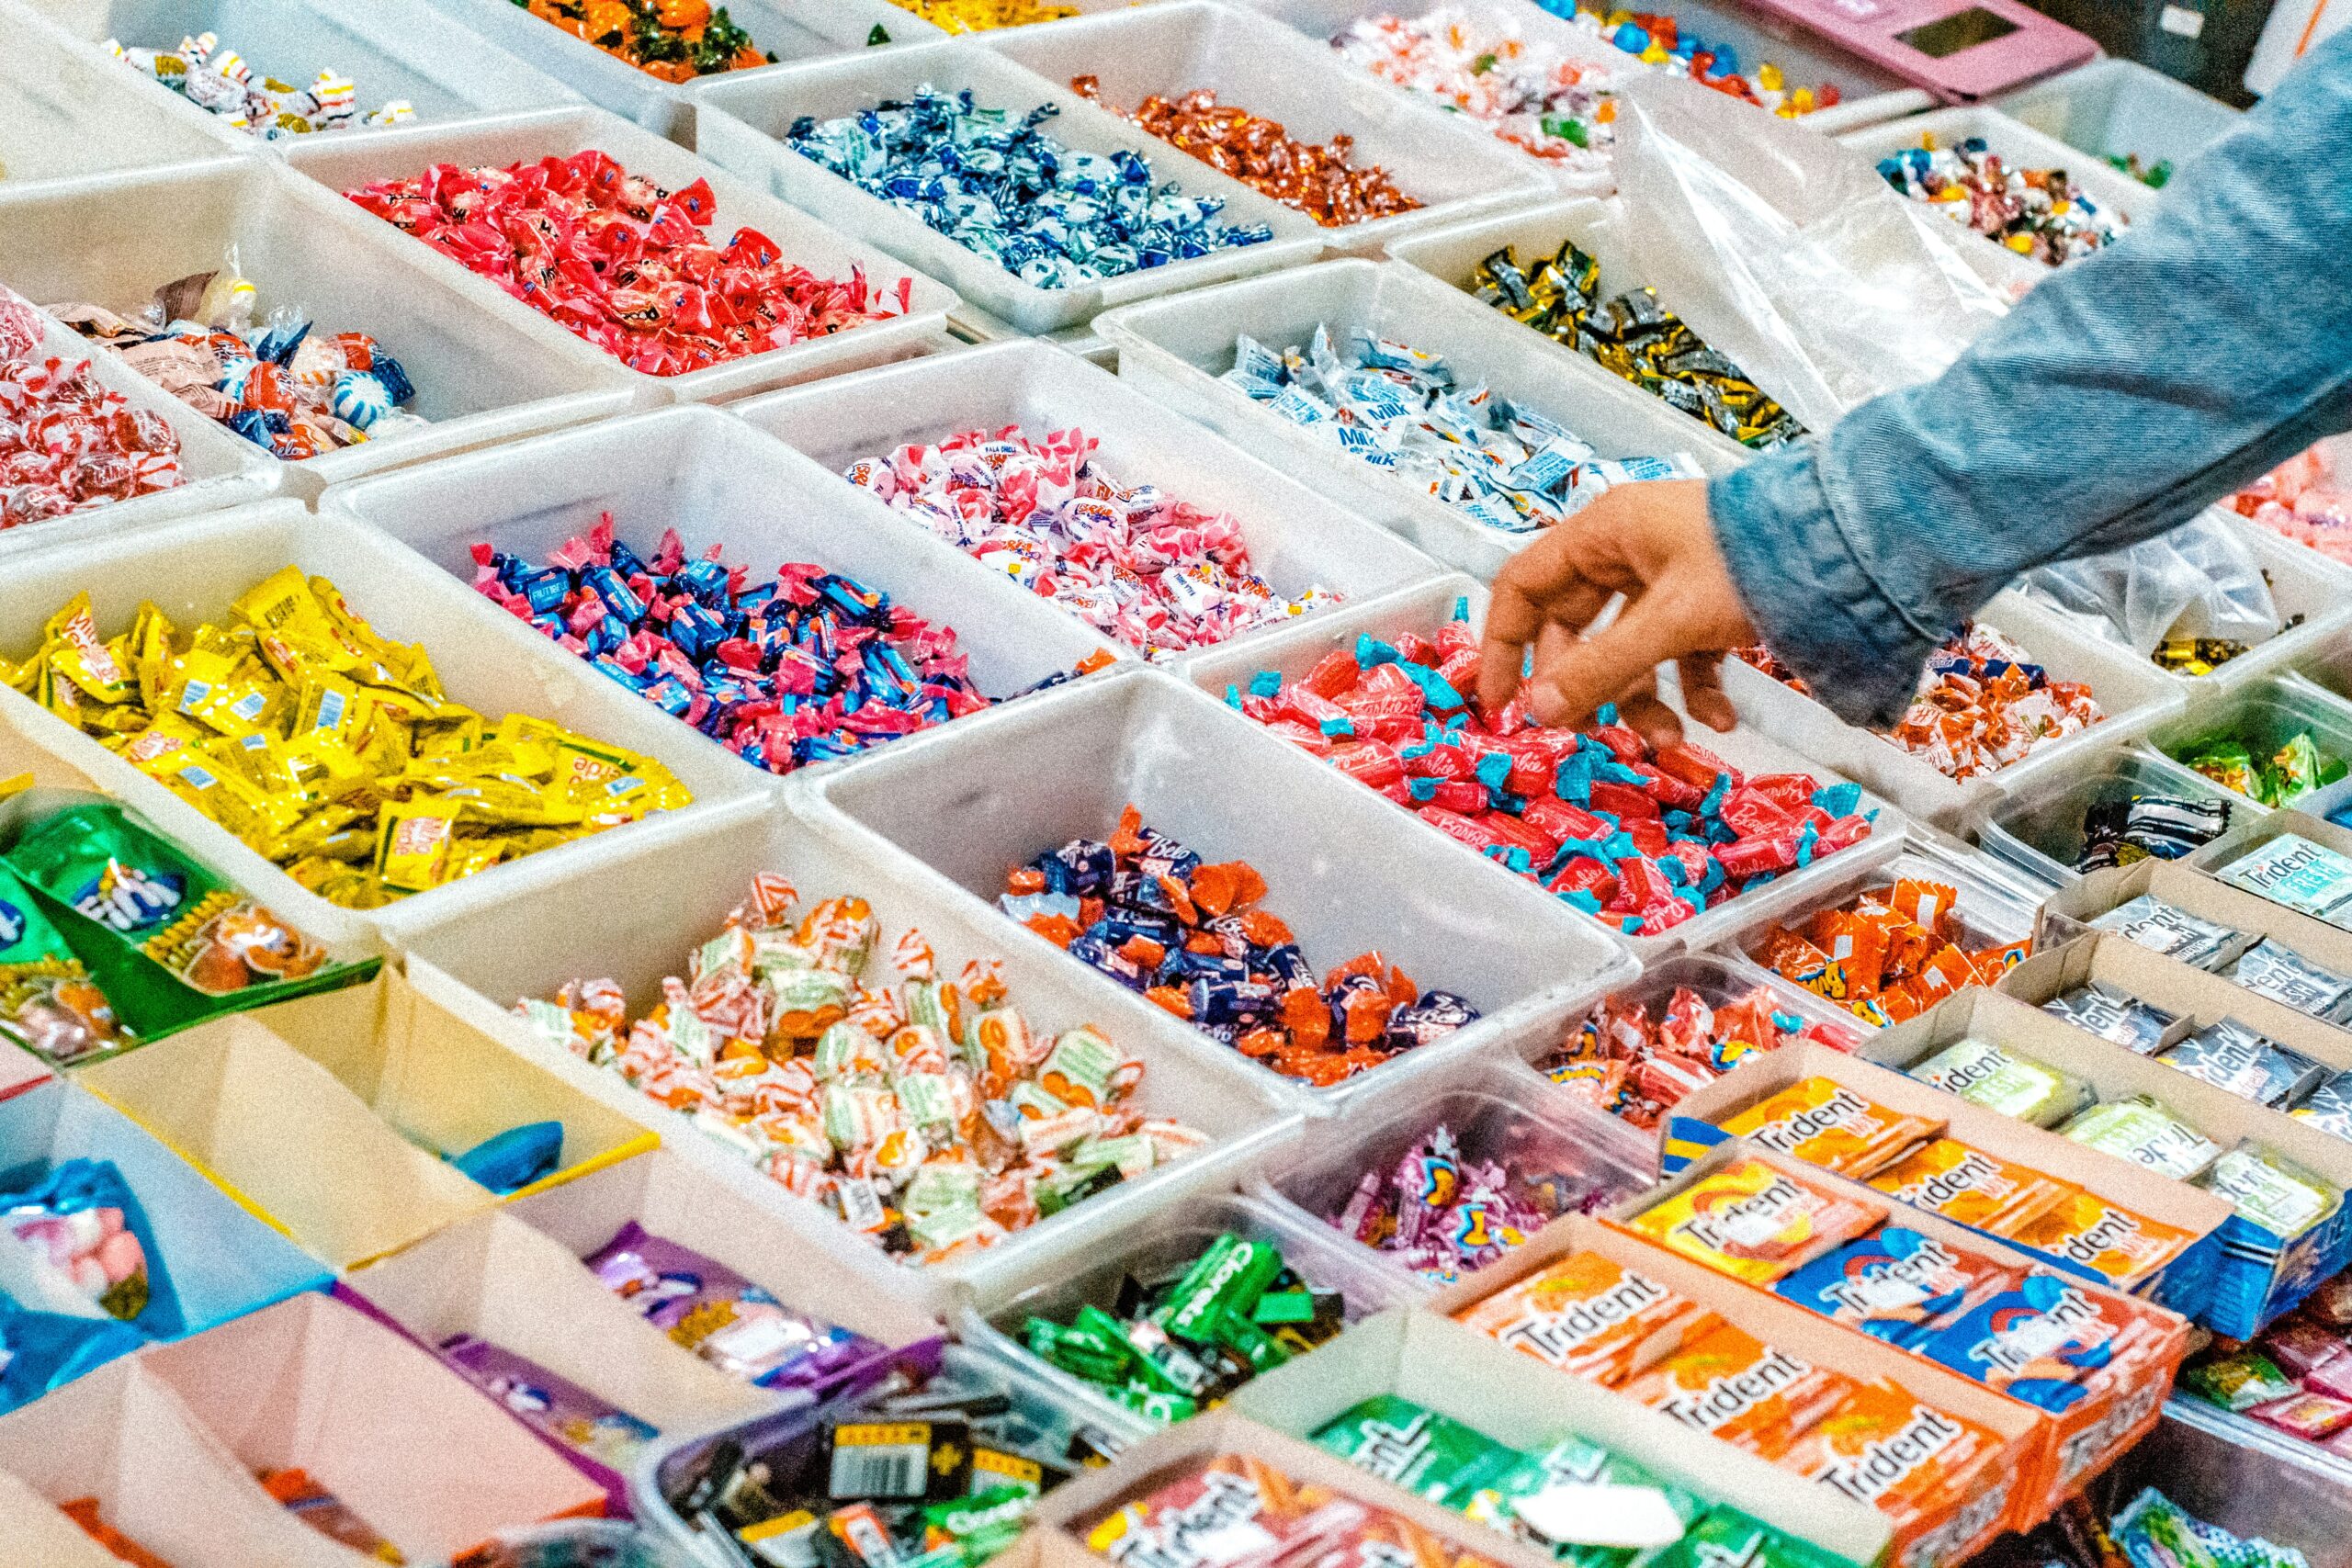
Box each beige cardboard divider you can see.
[0,1468,122,1568]
[0,1357,356,1568]
[1228,1307,1894,1568]
[1426,1213,2041,1568]
[505,1147,940,1356]
[140,1291,606,1563]
[2042,846,2352,976]
[1029,1407,1561,1568]
[352,1208,775,1441]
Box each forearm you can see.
[1712,29,2352,728]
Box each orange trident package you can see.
[1623,1157,1887,1284]
[1999,1189,2203,1290]
[1867,1139,2078,1235]
[1778,1380,2016,1563]
[1719,1077,1942,1179]
[1453,1249,1721,1387]
[1616,1322,1860,1460]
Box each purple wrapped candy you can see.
[584,1222,878,1390]
[1320,1122,1618,1284]
[441,1335,658,1470]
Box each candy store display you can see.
[786,88,1275,288]
[1001,807,1478,1085]
[1330,8,1620,175]
[107,30,415,139]
[1475,239,1804,449]
[1544,981,1860,1128]
[1071,79,1422,229]
[2166,726,2349,808]
[891,0,1079,32]
[48,259,426,463]
[1749,873,2033,1028]
[1875,134,2127,268]
[1547,3,1838,116]
[345,152,905,377]
[1224,327,1702,538]
[0,291,183,533]
[511,0,774,81]
[843,425,1333,659]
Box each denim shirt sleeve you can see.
[1708,28,2352,729]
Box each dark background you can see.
[2022,0,2276,101]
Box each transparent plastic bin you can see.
[1250,1053,1657,1292]
[2148,673,2352,814]
[0,499,760,946]
[323,401,1127,783]
[690,40,1328,336]
[956,1190,1424,1434]
[1524,946,1872,1092]
[1092,255,1747,582]
[1993,57,2241,187]
[0,277,277,559]
[801,662,1642,1109]
[0,157,639,497]
[0,4,245,188]
[387,789,1304,1313]
[1975,743,2254,889]
[423,0,924,140]
[974,1,1554,256]
[2288,640,2352,708]
[1714,588,2187,829]
[26,0,585,137]
[734,338,1442,654]
[1181,573,1913,959]
[280,105,959,404]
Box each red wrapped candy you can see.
[0,293,182,534]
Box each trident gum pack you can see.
[1624,1158,1885,1284]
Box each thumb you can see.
[1520,590,1700,730]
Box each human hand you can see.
[1478,479,1758,746]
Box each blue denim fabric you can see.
[1708,30,2352,728]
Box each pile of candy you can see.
[1021,1231,1349,1421]
[2169,726,2347,807]
[1875,135,2126,268]
[473,515,1067,775]
[1224,327,1702,536]
[345,152,904,378]
[2074,792,2232,872]
[1330,8,1618,173]
[786,89,1274,289]
[1752,875,2031,1028]
[4,574,691,908]
[2154,636,2259,676]
[2187,1269,2352,1454]
[50,261,424,463]
[888,0,1077,30]
[1227,615,1876,936]
[0,1157,177,1416]
[107,31,414,138]
[1091,1453,1518,1568]
[1543,2,1841,117]
[1002,807,1476,1086]
[2229,443,2352,566]
[1742,624,2106,781]
[1476,240,1804,449]
[1547,985,1858,1126]
[1317,1120,1630,1281]
[0,292,183,533]
[1071,78,1422,229]
[513,0,773,81]
[523,874,1208,1261]
[842,425,1330,659]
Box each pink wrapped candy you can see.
[0,293,182,533]
[1322,1121,1627,1284]
[2232,444,2352,568]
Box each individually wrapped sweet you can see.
[2088,894,2244,968]
[107,30,414,138]
[1866,1139,2077,1236]
[1751,874,2029,1029]
[511,0,773,79]
[1545,983,1858,1128]
[2231,439,2352,567]
[448,1122,562,1196]
[0,1296,148,1417]
[0,290,183,532]
[2075,794,2230,873]
[261,1467,405,1561]
[2041,982,2177,1055]
[888,0,1077,30]
[1319,1121,1626,1284]
[60,1496,174,1568]
[1774,1224,2012,1349]
[440,1335,660,1470]
[1331,8,1620,175]
[0,1158,175,1336]
[1914,1269,2158,1412]
[2060,1095,2222,1180]
[1453,1249,1720,1387]
[1874,133,2124,268]
[2002,1188,2202,1290]
[2175,729,2347,807]
[1775,1379,2009,1535]
[586,1220,876,1389]
[0,863,128,1066]
[1716,1077,1940,1179]
[1528,0,1842,117]
[2181,1348,2296,1411]
[1617,1323,1858,1459]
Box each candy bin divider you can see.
[1969,738,2256,890]
[0,265,278,558]
[0,156,643,498]
[1093,254,1751,581]
[0,1,254,188]
[687,39,1329,337]
[1227,1305,1898,1567]
[383,786,1304,1313]
[0,1466,125,1568]
[0,1355,367,1568]
[1179,571,1915,956]
[0,500,762,942]
[970,0,1555,255]
[1991,56,2243,182]
[732,336,1443,648]
[324,400,1135,778]
[953,1188,1426,1436]
[23,0,590,134]
[2147,672,2352,814]
[798,660,1644,1105]
[414,0,936,140]
[277,103,961,404]
[2043,837,2352,976]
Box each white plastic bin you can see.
[422,0,925,140]
[0,158,639,497]
[974,1,1553,255]
[1093,255,1747,582]
[387,788,1304,1313]
[0,3,246,188]
[1181,574,1913,958]
[2147,673,2352,814]
[1973,740,2251,889]
[25,0,585,137]
[323,404,1126,784]
[956,1190,1425,1432]
[801,661,1642,1110]
[734,339,1442,657]
[1994,57,2241,187]
[0,283,277,559]
[0,499,760,945]
[281,105,959,404]
[1716,589,2187,829]
[690,40,1328,335]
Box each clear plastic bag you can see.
[2025,511,2280,656]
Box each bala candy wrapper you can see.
[512,0,772,80]
[1751,874,2030,1030]
[440,1335,659,1470]
[1332,8,1618,175]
